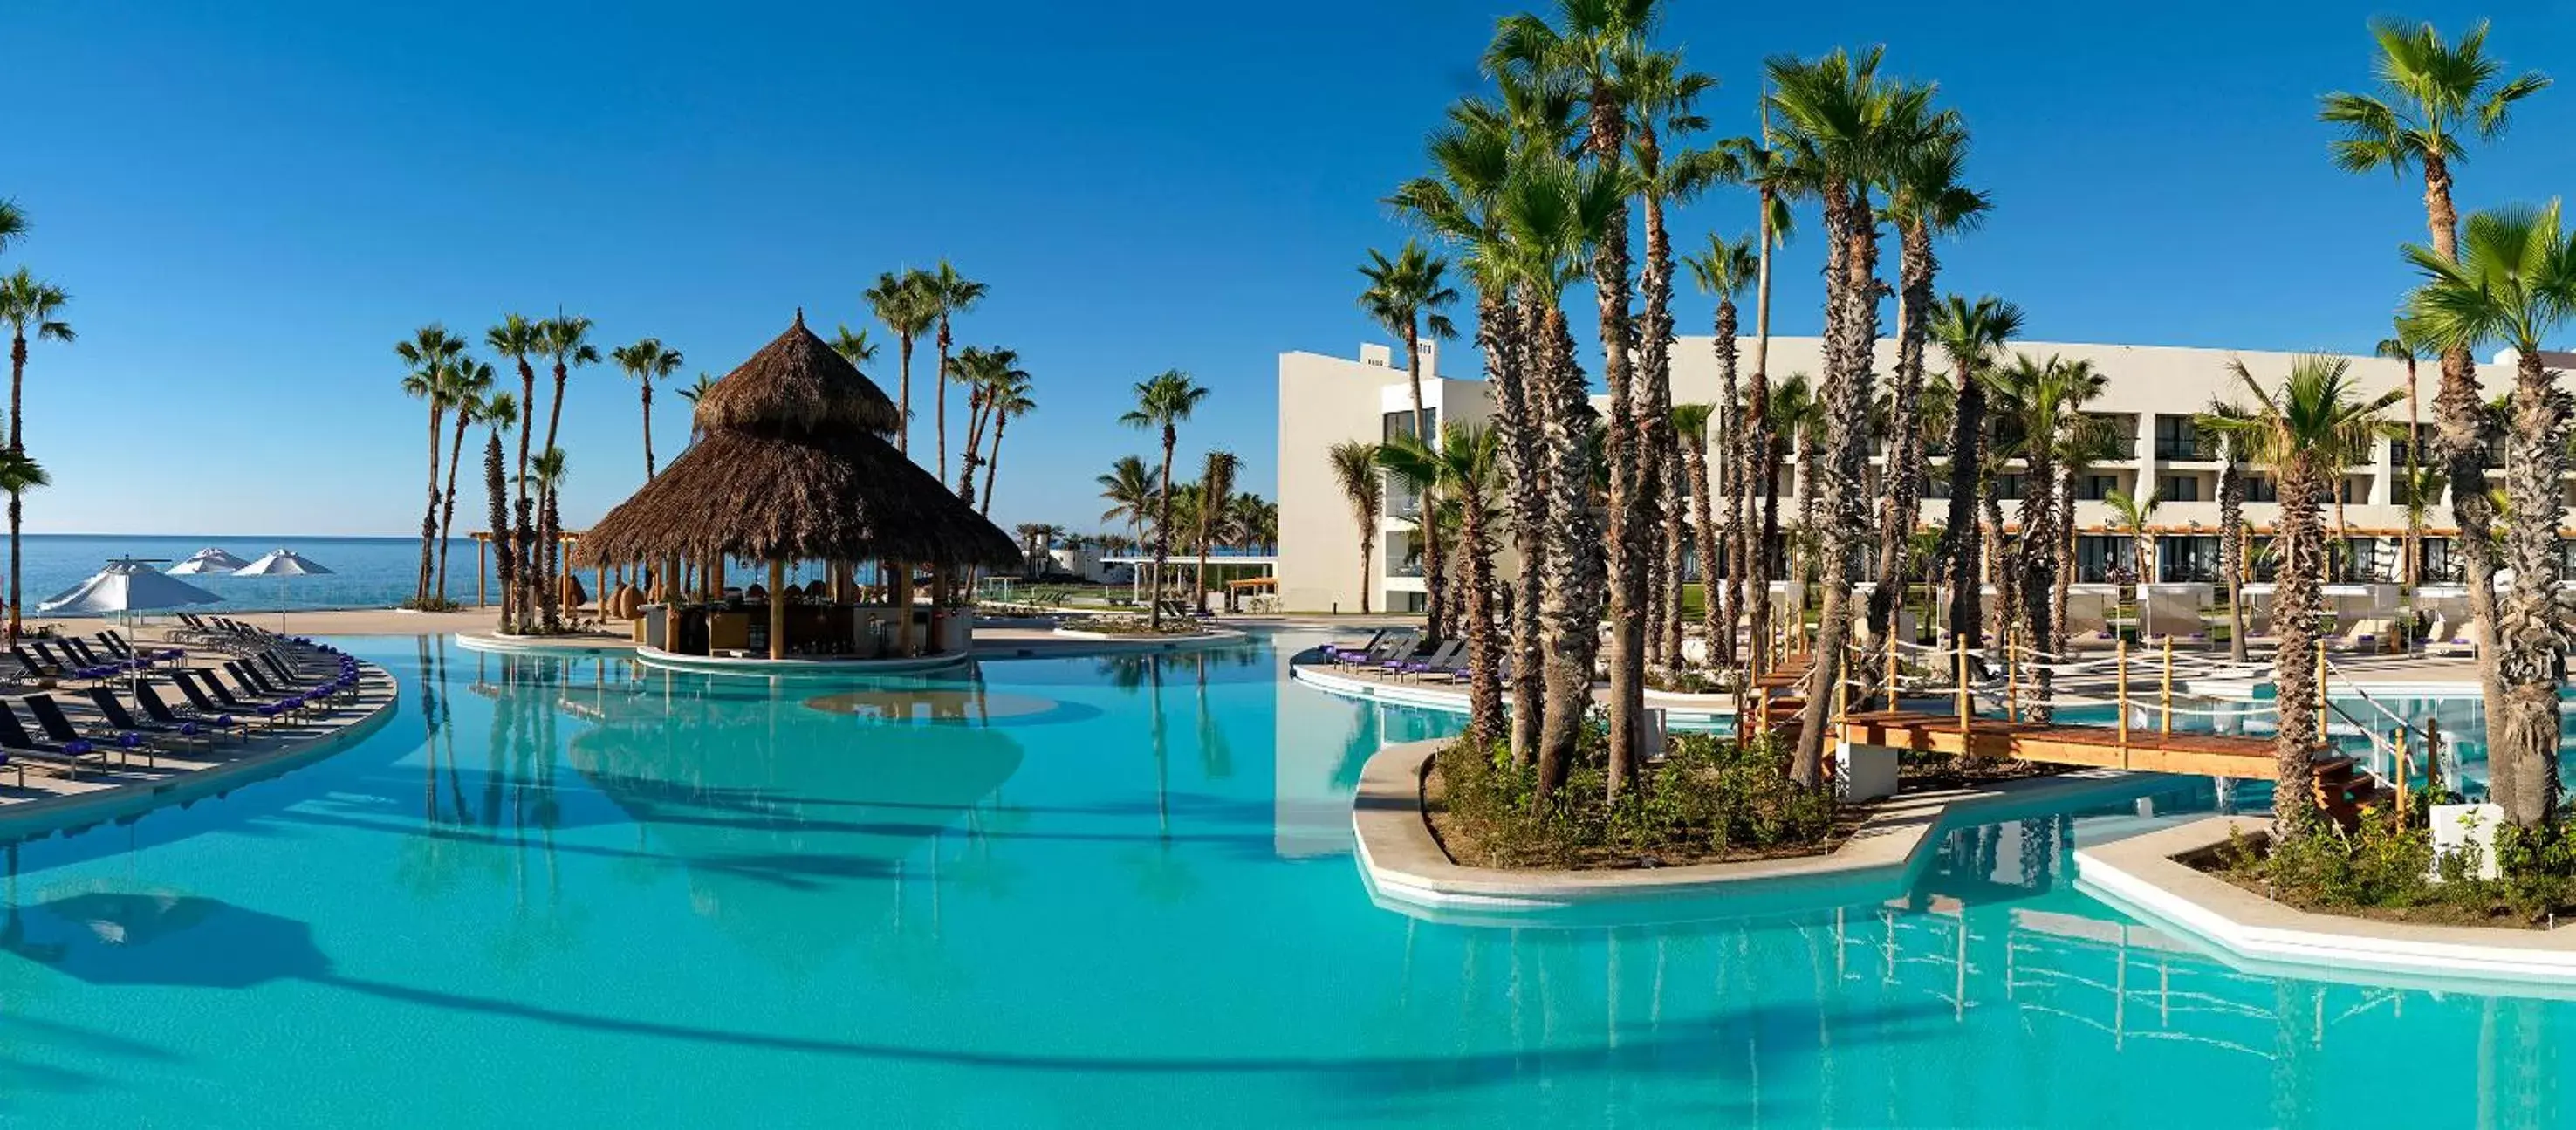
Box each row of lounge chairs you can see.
[0,642,363,785]
[11,630,183,684]
[1318,630,1475,682]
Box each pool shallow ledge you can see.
[1293,657,1737,731]
[1352,739,2176,928]
[0,661,400,843]
[2076,816,2576,996]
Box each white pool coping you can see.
[1292,659,1738,730]
[2074,816,2576,991]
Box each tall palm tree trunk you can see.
[4,492,19,641]
[1938,376,1985,654]
[1459,490,1503,750]
[980,414,1008,518]
[641,381,656,480]
[485,431,513,633]
[1638,146,1683,676]
[2492,351,2568,825]
[896,335,915,456]
[2218,455,2248,662]
[1869,220,1936,653]
[1492,294,1546,766]
[1685,430,1721,677]
[538,364,568,630]
[936,319,954,479]
[1713,298,1744,669]
[1149,427,1176,632]
[419,404,442,604]
[436,408,471,606]
[1534,305,1601,799]
[1587,100,1648,797]
[1792,184,1881,785]
[1744,189,1778,679]
[2271,464,2326,835]
[511,360,537,630]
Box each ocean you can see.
[9,534,491,617]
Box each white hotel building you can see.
[1276,335,2555,615]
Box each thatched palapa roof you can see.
[579,312,1020,569]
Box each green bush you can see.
[2223,805,2576,923]
[1434,728,1834,868]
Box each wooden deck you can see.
[1838,709,2278,778]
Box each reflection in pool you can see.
[0,633,2556,1126]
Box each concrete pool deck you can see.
[0,635,398,840]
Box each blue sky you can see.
[9,0,2576,537]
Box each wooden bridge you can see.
[1744,636,2406,826]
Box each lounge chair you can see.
[59,637,134,675]
[175,669,291,728]
[100,631,182,664]
[2429,620,2485,658]
[23,694,150,767]
[135,681,244,741]
[1335,633,1414,670]
[2328,617,2392,654]
[27,640,109,681]
[1319,629,1388,665]
[1387,640,1464,681]
[85,687,209,752]
[0,707,87,784]
[9,646,60,681]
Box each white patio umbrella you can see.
[37,558,222,617]
[167,547,250,576]
[233,549,335,632]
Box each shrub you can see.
[1432,728,1835,868]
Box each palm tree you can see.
[0,269,72,455]
[2103,489,2161,595]
[2195,400,2255,661]
[0,200,23,256]
[436,359,496,606]
[1670,402,1721,667]
[925,261,989,480]
[674,372,717,444]
[0,449,45,642]
[1682,234,1757,668]
[979,366,1035,518]
[481,393,520,630]
[610,338,683,482]
[2401,201,2576,827]
[1120,371,1209,631]
[396,325,466,606]
[1769,47,1920,786]
[1625,46,1718,673]
[521,448,570,616]
[1713,127,1798,675]
[1493,142,1621,797]
[1928,294,2022,653]
[2325,17,2547,746]
[830,324,877,371]
[956,346,1029,507]
[1868,108,1984,650]
[534,315,599,629]
[866,271,940,457]
[485,313,545,623]
[1488,0,1663,795]
[1327,442,1384,615]
[1191,449,1240,610]
[2202,357,2403,839]
[2374,329,2427,586]
[1357,240,1461,639]
[1987,353,2111,715]
[1380,424,1505,744]
[1097,455,1159,552]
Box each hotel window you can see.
[2156,475,2203,502]
[2076,474,2120,501]
[2153,416,2211,460]
[1994,473,2024,501]
[2244,476,2278,503]
[1380,407,1437,443]
[2161,536,2222,583]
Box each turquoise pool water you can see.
[0,632,2565,1127]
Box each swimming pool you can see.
[0,632,2562,1126]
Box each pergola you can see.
[577,312,1018,660]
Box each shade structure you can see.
[167,547,250,576]
[37,558,221,614]
[234,549,335,631]
[579,312,1020,571]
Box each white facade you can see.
[1278,335,2544,613]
